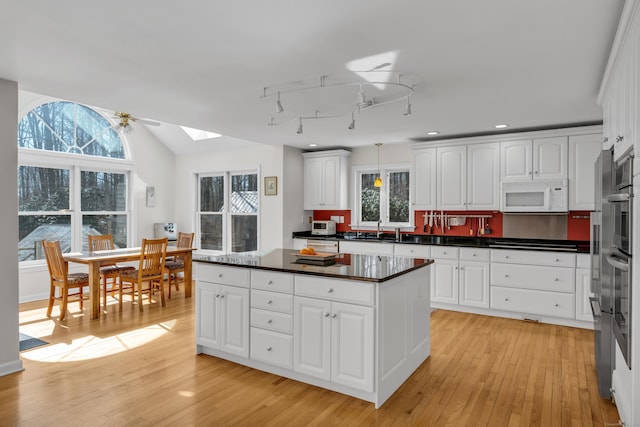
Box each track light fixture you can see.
[262,67,416,134]
[374,143,383,187]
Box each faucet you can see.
[377,220,383,239]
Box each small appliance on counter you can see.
[154,222,177,241]
[311,220,336,236]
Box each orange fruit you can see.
[300,248,310,254]
[307,247,316,255]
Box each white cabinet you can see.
[436,146,466,210]
[467,143,500,210]
[196,281,250,358]
[412,148,437,210]
[293,296,374,392]
[458,248,490,308]
[303,150,350,210]
[339,240,394,256]
[501,138,568,181]
[430,246,459,304]
[575,254,593,322]
[568,134,603,211]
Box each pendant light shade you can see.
[374,143,382,187]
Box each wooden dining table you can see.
[65,246,195,319]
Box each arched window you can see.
[18,101,132,262]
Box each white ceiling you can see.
[0,1,624,154]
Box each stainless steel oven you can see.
[607,248,632,368]
[608,154,632,256]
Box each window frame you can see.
[351,163,414,231]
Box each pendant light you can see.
[374,143,383,187]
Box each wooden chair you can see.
[87,234,135,311]
[165,232,194,298]
[118,237,168,311]
[42,240,90,321]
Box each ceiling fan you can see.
[113,111,161,128]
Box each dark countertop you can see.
[193,248,433,283]
[293,231,590,253]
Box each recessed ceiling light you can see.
[494,124,509,129]
[426,131,440,136]
[308,143,318,147]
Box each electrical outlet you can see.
[330,215,340,223]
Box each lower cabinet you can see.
[459,260,490,308]
[431,259,458,304]
[293,296,374,392]
[196,282,250,358]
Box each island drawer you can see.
[490,286,575,319]
[459,247,490,262]
[490,264,575,293]
[490,249,575,267]
[295,275,374,306]
[197,264,250,288]
[251,308,293,334]
[430,246,459,260]
[251,270,294,294]
[250,328,292,369]
[251,290,294,313]
[394,244,430,258]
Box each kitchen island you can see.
[194,249,433,408]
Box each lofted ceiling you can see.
[0,1,624,154]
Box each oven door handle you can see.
[589,297,602,320]
[606,254,629,271]
[606,193,631,203]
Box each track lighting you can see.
[348,112,355,130]
[296,117,303,134]
[276,92,284,113]
[374,143,383,187]
[404,96,412,116]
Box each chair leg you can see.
[138,281,144,312]
[119,281,124,311]
[160,279,166,307]
[46,284,56,317]
[60,291,69,321]
[102,276,107,311]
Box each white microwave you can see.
[500,180,568,213]
[311,220,337,235]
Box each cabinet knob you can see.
[472,253,476,257]
[218,274,223,278]
[616,135,624,143]
[604,137,608,143]
[328,288,334,293]
[459,266,463,270]
[267,280,273,285]
[535,171,539,175]
[455,266,458,270]
[528,171,532,175]
[555,258,559,262]
[505,256,509,259]
[554,303,559,307]
[443,252,447,255]
[554,278,559,282]
[504,274,509,278]
[220,295,225,299]
[267,347,272,352]
[504,298,510,302]
[324,313,330,317]
[215,294,220,298]
[332,314,337,318]
[267,319,273,324]
[267,300,273,304]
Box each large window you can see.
[354,165,412,228]
[198,171,259,253]
[18,101,131,262]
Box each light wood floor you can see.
[3,291,620,426]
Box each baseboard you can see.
[0,359,24,377]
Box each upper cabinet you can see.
[303,150,350,210]
[501,137,568,181]
[412,148,437,210]
[436,146,467,210]
[568,134,602,211]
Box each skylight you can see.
[180,125,221,141]
[346,51,399,90]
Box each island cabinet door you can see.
[196,282,220,349]
[219,284,250,358]
[293,296,331,381]
[331,302,374,392]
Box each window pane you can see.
[82,215,128,249]
[75,105,125,158]
[231,174,258,213]
[201,214,223,250]
[18,166,69,211]
[200,176,225,212]
[361,173,380,222]
[389,171,410,223]
[81,171,127,211]
[18,215,71,261]
[232,215,257,252]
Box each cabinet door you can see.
[331,302,374,392]
[437,146,466,210]
[303,156,324,209]
[501,140,532,181]
[568,134,602,210]
[322,156,340,208]
[413,148,437,210]
[467,142,500,210]
[293,296,331,380]
[575,268,593,322]
[533,137,568,180]
[431,259,458,304]
[196,282,220,349]
[219,285,250,358]
[459,261,490,308]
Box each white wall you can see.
[0,79,23,376]
[282,145,309,248]
[173,143,287,251]
[350,142,413,167]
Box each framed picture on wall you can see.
[264,176,277,196]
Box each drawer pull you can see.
[328,288,334,293]
[443,251,447,255]
[218,273,223,278]
[215,294,220,298]
[267,347,272,352]
[267,319,273,324]
[504,274,509,278]
[555,258,559,262]
[267,300,273,305]
[220,295,225,299]
[504,298,510,302]
[324,313,330,317]
[472,253,476,257]
[554,278,559,282]
[267,280,273,285]
[505,256,509,259]
[332,313,337,318]
[554,303,559,307]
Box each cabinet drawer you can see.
[431,246,459,260]
[251,308,293,334]
[490,286,575,319]
[250,328,292,369]
[491,249,575,267]
[196,264,250,288]
[394,244,430,258]
[491,263,575,292]
[251,290,294,314]
[251,270,294,293]
[295,275,374,306]
[340,241,394,256]
[460,247,490,261]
